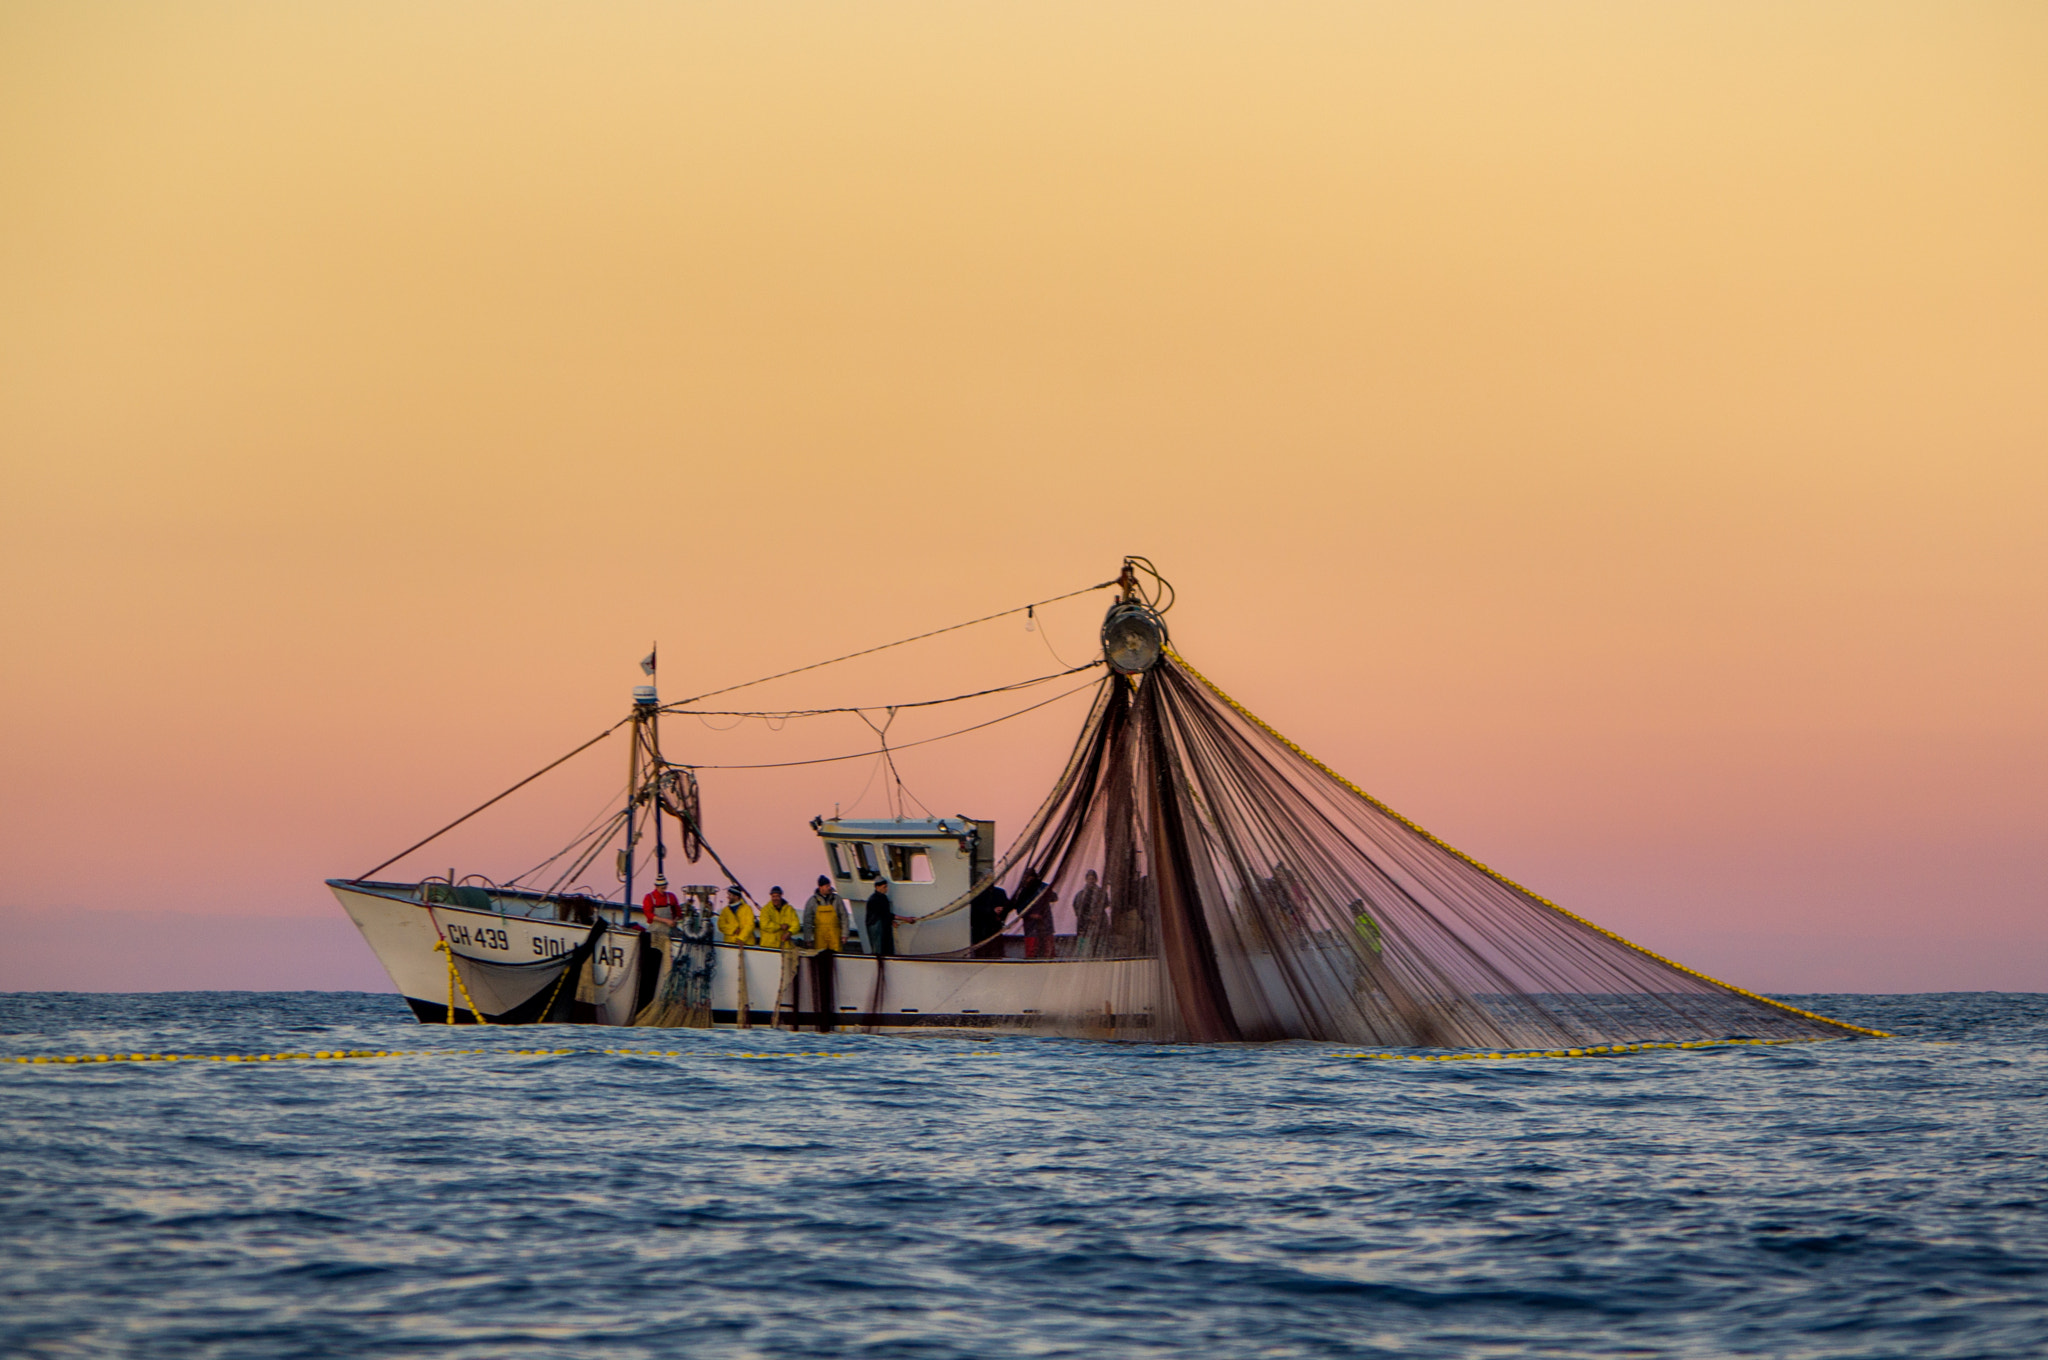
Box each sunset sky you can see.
[2,2,2042,993]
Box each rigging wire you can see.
[680,677,1107,770]
[356,723,626,880]
[351,578,1115,882]
[1033,612,1081,671]
[840,744,888,820]
[1122,556,1174,613]
[665,580,1118,708]
[543,808,629,901]
[856,707,902,819]
[506,782,632,887]
[660,663,1098,719]
[848,706,936,821]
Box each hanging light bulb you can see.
[1025,605,1037,632]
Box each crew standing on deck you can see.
[1022,885,1058,958]
[865,879,910,957]
[1071,869,1107,953]
[1014,867,1058,959]
[799,874,851,1032]
[970,881,1011,959]
[641,876,680,923]
[758,886,800,949]
[716,886,757,945]
[802,875,850,952]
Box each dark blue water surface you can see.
[2,992,2045,1359]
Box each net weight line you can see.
[1165,648,1891,1040]
[6,1038,1848,1067]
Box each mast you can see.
[650,700,668,889]
[623,703,638,921]
[629,649,660,921]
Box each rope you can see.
[680,675,1105,770]
[667,581,1118,707]
[1164,648,1892,1040]
[660,665,1098,719]
[354,594,1113,884]
[1340,1038,1824,1060]
[903,678,1117,927]
[508,787,630,887]
[434,940,489,1025]
[542,810,628,901]
[530,943,583,1022]
[653,788,756,904]
[6,1039,1848,1066]
[357,724,625,880]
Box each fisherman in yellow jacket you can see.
[715,886,757,945]
[757,886,801,949]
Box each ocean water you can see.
[1,993,2044,1360]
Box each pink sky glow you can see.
[2,2,2043,993]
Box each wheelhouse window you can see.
[886,845,934,884]
[839,841,879,881]
[826,842,850,879]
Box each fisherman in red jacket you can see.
[642,876,680,923]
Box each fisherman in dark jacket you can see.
[970,881,1012,959]
[864,879,907,957]
[1072,869,1108,952]
[1014,867,1058,959]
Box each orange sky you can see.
[2,2,2043,992]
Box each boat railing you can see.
[412,878,628,927]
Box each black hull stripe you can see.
[402,997,1151,1030]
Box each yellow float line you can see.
[607,1049,852,1059]
[1165,648,1890,1039]
[1339,1037,1815,1060]
[9,1040,1831,1066]
[2,1048,577,1064]
[1,1047,863,1066]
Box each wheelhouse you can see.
[813,816,993,955]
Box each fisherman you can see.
[1113,875,1156,957]
[865,879,909,957]
[758,886,801,950]
[797,875,852,1033]
[801,875,851,952]
[1071,869,1107,951]
[1013,867,1056,959]
[969,880,1012,959]
[716,886,758,945]
[641,876,680,923]
[1021,880,1058,959]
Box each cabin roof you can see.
[816,818,970,839]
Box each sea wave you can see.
[2,991,2044,1359]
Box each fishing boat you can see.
[331,559,1881,1046]
[331,814,1165,1030]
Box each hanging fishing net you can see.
[924,593,1876,1047]
[630,905,719,1028]
[354,558,1875,1047]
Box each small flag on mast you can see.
[641,647,657,677]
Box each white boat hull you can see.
[330,882,1159,1033]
